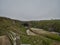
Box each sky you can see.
[0,0,60,21]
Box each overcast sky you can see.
[0,0,60,21]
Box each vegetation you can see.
[30,20,60,33]
[0,17,60,45]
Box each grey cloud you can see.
[0,0,60,21]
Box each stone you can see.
[0,35,11,45]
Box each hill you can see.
[30,20,60,33]
[0,17,60,45]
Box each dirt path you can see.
[26,28,58,36]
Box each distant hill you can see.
[30,20,60,33]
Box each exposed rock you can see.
[26,29,36,35]
[0,35,11,45]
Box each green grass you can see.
[20,35,53,45]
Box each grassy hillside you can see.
[30,20,60,33]
[0,17,60,45]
